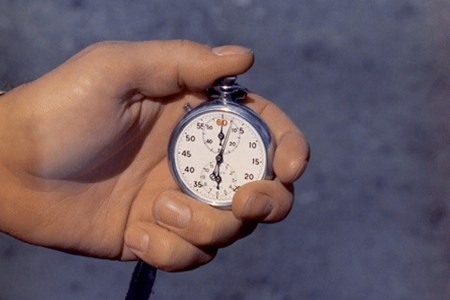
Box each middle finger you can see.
[152,190,254,248]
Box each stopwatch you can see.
[168,76,274,208]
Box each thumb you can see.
[66,40,255,98]
[129,40,255,96]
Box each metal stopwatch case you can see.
[168,76,274,208]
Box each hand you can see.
[0,40,309,271]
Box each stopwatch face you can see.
[170,109,271,207]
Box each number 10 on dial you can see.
[168,77,274,208]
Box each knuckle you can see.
[77,41,126,64]
[195,218,222,246]
[79,41,111,57]
[194,216,241,248]
[171,39,200,51]
[168,39,211,61]
[155,245,215,273]
[154,243,183,272]
[269,191,294,222]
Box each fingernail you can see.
[154,195,192,229]
[126,226,149,253]
[244,193,274,220]
[212,45,253,56]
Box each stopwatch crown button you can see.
[207,76,248,102]
[219,76,238,86]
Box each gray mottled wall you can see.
[0,1,449,299]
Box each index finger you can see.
[245,94,310,183]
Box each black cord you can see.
[125,260,157,300]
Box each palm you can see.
[44,92,201,259]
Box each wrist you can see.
[0,86,38,178]
[0,163,17,236]
[0,89,29,236]
[0,91,13,234]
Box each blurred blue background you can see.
[0,1,448,299]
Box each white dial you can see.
[172,110,268,207]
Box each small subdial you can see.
[202,116,241,154]
[198,161,238,200]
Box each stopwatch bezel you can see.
[168,99,275,208]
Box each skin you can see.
[0,40,309,272]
